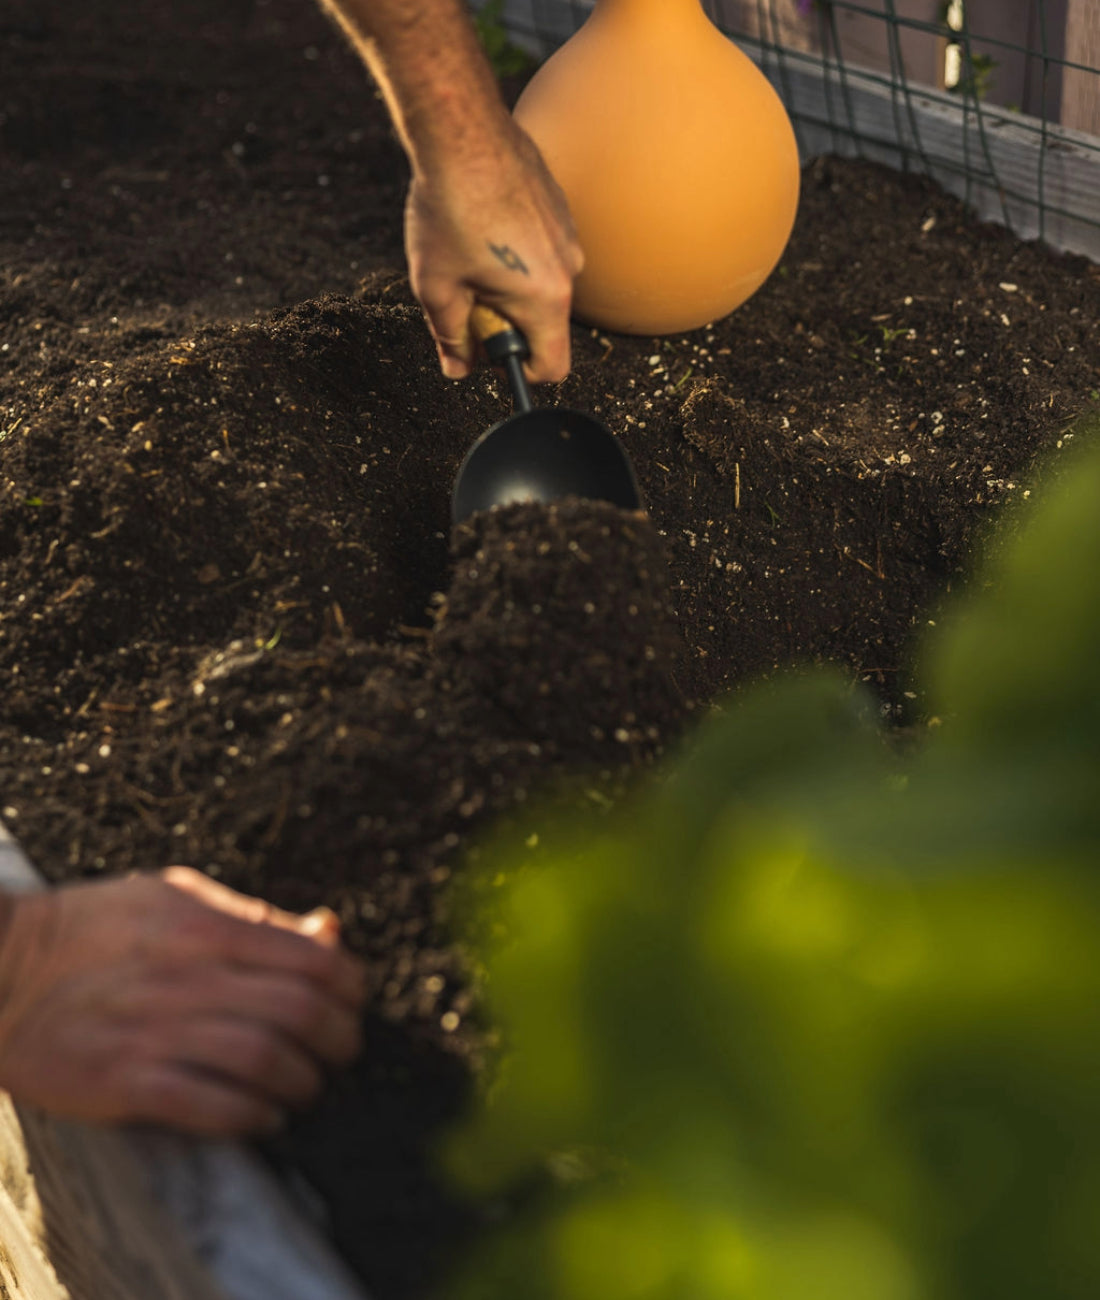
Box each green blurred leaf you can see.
[442,422,1100,1300]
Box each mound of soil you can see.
[2,0,1098,1294]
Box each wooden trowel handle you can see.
[470,304,533,413]
[471,303,520,345]
[471,304,530,364]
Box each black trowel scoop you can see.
[451,305,641,524]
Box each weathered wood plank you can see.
[0,1094,227,1300]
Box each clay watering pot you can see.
[452,305,641,523]
[514,0,801,335]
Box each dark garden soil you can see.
[1,0,1098,1294]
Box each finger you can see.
[162,1016,323,1109]
[234,971,363,1066]
[417,286,476,379]
[154,966,365,1068]
[121,1060,285,1137]
[487,266,574,384]
[161,869,368,1008]
[162,865,308,933]
[228,923,368,1010]
[514,291,574,385]
[163,870,356,970]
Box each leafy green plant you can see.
[441,415,1100,1299]
[473,0,536,81]
[952,51,997,100]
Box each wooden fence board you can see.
[743,40,1100,261]
[1063,0,1100,135]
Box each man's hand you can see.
[314,0,583,383]
[406,118,583,383]
[0,868,368,1137]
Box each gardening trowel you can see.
[451,305,641,523]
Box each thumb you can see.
[298,906,342,948]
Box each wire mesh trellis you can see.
[481,0,1100,262]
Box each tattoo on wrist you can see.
[488,242,529,275]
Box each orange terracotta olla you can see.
[514,0,801,335]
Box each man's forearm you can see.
[316,0,582,383]
[315,0,512,177]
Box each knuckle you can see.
[414,279,459,320]
[547,282,574,313]
[238,895,274,926]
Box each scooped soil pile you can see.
[2,0,1099,1295]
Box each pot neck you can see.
[590,0,712,16]
[588,0,713,31]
